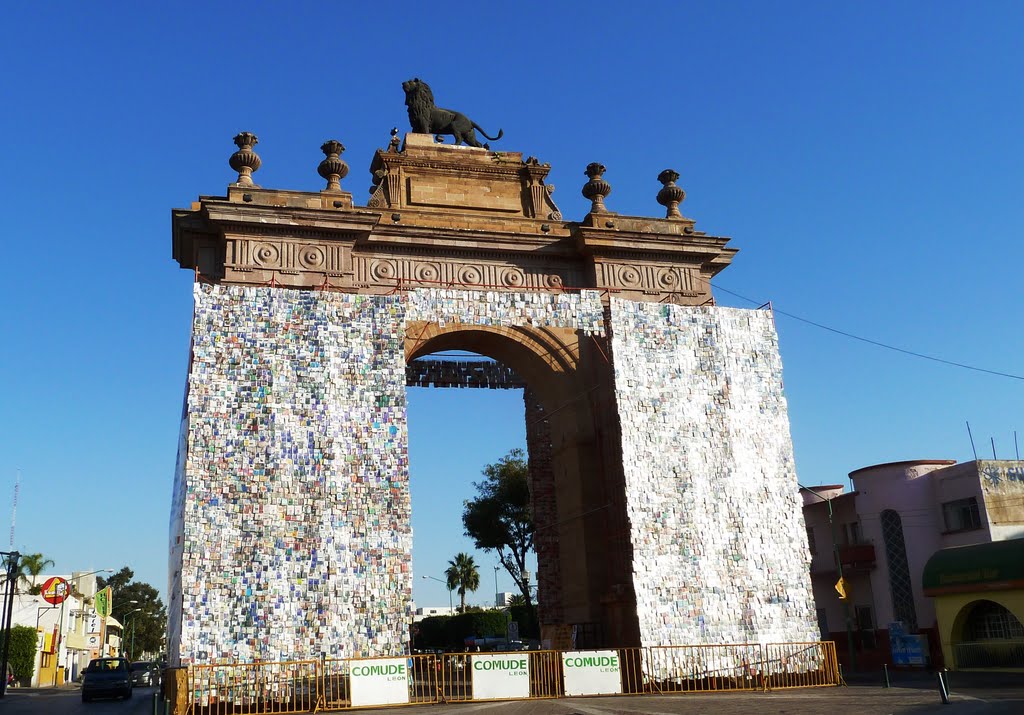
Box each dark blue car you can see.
[81,657,133,702]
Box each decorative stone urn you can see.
[318,140,349,193]
[656,169,685,219]
[582,163,611,213]
[229,132,262,187]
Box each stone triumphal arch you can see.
[168,130,818,665]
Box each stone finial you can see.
[318,140,350,192]
[229,132,262,187]
[387,127,401,153]
[582,163,611,213]
[656,169,686,219]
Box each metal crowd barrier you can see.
[188,659,318,714]
[953,640,1024,669]
[185,642,839,714]
[763,641,839,689]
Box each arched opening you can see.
[404,322,635,648]
[951,599,1024,669]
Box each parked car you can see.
[81,657,133,702]
[130,661,161,687]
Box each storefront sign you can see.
[40,577,69,605]
[471,653,530,700]
[95,586,112,618]
[562,650,622,696]
[349,658,409,707]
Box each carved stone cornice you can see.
[173,136,736,303]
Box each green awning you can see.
[923,539,1024,596]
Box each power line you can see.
[709,281,1024,382]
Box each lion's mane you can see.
[402,78,436,135]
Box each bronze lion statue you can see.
[402,78,503,148]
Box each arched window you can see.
[964,600,1024,641]
[955,600,1024,669]
[880,509,917,631]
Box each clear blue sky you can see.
[2,3,1022,610]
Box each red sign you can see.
[40,577,69,605]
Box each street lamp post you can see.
[421,575,453,612]
[493,566,500,608]
[800,484,857,672]
[124,608,143,661]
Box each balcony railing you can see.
[838,542,876,567]
[810,542,876,574]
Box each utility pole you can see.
[800,485,857,672]
[0,551,20,698]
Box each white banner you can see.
[470,653,530,700]
[349,657,410,707]
[562,650,622,696]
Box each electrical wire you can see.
[708,281,1024,382]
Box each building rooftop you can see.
[848,459,957,478]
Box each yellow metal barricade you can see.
[185,642,840,713]
[188,659,318,714]
[319,658,349,711]
[437,651,472,702]
[433,649,563,702]
[763,641,839,689]
[619,644,766,694]
[407,653,442,705]
[528,650,564,699]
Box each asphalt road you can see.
[0,686,162,714]
[349,688,1024,715]
[1,684,1022,714]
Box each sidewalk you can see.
[4,682,79,696]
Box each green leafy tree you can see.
[0,625,38,683]
[99,567,167,659]
[444,553,480,613]
[462,449,534,605]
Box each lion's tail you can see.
[473,124,503,142]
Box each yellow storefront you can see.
[923,539,1024,670]
[36,630,63,686]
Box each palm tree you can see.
[13,553,54,594]
[507,593,528,607]
[445,553,480,613]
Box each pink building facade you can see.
[803,459,1024,669]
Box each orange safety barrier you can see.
[184,642,839,714]
[621,643,768,694]
[188,659,319,714]
[763,641,840,690]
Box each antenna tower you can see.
[9,470,19,548]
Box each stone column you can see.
[524,388,563,625]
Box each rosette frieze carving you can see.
[594,262,701,297]
[354,255,578,291]
[225,237,350,277]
